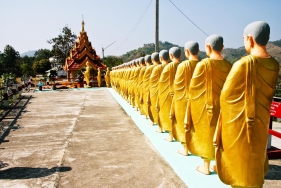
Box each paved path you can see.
[0,89,185,188]
[0,88,280,188]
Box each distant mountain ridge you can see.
[20,50,36,57]
[121,39,281,64]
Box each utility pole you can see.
[155,0,159,52]
[102,40,117,59]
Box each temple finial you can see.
[82,15,85,32]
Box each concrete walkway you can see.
[0,88,280,188]
[0,89,185,188]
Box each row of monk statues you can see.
[109,21,279,188]
[82,61,111,88]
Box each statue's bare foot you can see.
[177,149,188,156]
[164,136,173,142]
[211,165,217,173]
[156,127,163,133]
[196,166,210,175]
[151,121,155,126]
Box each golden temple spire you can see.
[82,15,85,32]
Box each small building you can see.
[63,20,106,81]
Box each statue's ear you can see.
[248,35,255,48]
[185,49,190,57]
[169,54,174,60]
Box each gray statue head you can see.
[169,47,181,59]
[159,50,169,61]
[133,60,138,66]
[205,34,224,52]
[184,41,199,55]
[151,52,159,62]
[145,55,152,64]
[244,21,270,46]
[139,57,145,65]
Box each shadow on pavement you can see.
[0,166,71,179]
[265,164,281,180]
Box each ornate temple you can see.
[63,20,106,81]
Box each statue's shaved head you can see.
[244,21,270,46]
[151,52,159,62]
[205,34,224,52]
[139,57,145,65]
[169,47,181,59]
[145,55,152,64]
[184,41,199,55]
[159,50,169,61]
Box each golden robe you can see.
[97,70,101,87]
[137,67,147,114]
[130,67,140,107]
[214,56,279,187]
[148,64,165,124]
[128,68,136,106]
[133,67,141,108]
[105,69,111,87]
[157,62,180,131]
[141,65,156,117]
[186,58,231,159]
[171,60,198,142]
[84,66,91,86]
[123,69,131,100]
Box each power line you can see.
[116,0,153,51]
[168,0,208,37]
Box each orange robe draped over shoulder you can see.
[141,65,156,117]
[171,60,198,142]
[157,62,180,131]
[215,55,279,187]
[186,58,231,159]
[148,64,165,124]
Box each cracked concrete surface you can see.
[0,89,186,188]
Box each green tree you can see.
[103,56,123,68]
[34,49,53,61]
[0,45,21,76]
[20,55,35,76]
[32,59,51,75]
[47,26,77,64]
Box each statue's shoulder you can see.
[197,58,209,67]
[232,56,249,67]
[178,60,188,68]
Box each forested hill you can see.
[121,40,281,64]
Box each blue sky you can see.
[1,0,280,56]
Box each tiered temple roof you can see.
[64,21,106,71]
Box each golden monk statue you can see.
[97,68,101,87]
[185,35,232,175]
[170,41,199,156]
[152,50,169,132]
[147,51,164,126]
[133,59,142,109]
[82,61,91,88]
[129,61,138,107]
[214,21,279,187]
[137,57,147,114]
[105,67,111,87]
[157,47,181,141]
[123,63,130,101]
[141,55,156,119]
[130,60,140,108]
